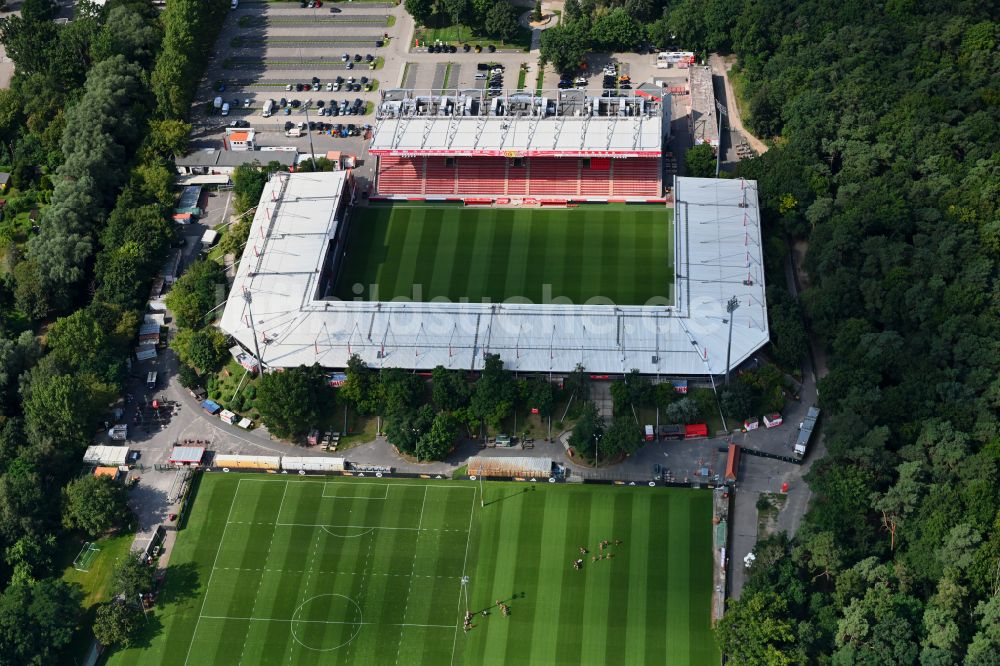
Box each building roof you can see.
[0,172,9,185]
[94,466,120,478]
[175,148,296,169]
[228,132,250,142]
[370,89,664,158]
[220,174,768,376]
[689,66,719,146]
[169,446,205,463]
[468,456,553,477]
[84,445,130,466]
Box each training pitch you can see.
[334,204,674,306]
[108,475,717,666]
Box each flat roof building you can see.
[689,66,719,148]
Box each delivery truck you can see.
[794,406,820,458]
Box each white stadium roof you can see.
[220,174,768,376]
[369,89,665,158]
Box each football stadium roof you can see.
[369,89,666,158]
[219,173,768,377]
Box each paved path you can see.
[709,53,768,156]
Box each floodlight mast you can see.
[243,288,265,373]
[724,296,739,385]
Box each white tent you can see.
[83,446,130,466]
[281,457,346,472]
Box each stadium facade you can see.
[219,170,768,378]
[369,88,670,202]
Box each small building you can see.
[689,65,719,148]
[201,400,222,415]
[467,456,553,479]
[281,457,345,473]
[213,454,280,470]
[169,446,205,467]
[93,466,123,481]
[658,424,685,440]
[174,147,295,177]
[224,128,256,151]
[725,444,741,483]
[763,413,783,428]
[138,322,160,343]
[684,423,709,439]
[83,445,130,466]
[0,172,10,192]
[229,345,260,374]
[201,229,219,248]
[135,344,157,362]
[159,250,181,285]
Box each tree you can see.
[380,368,423,417]
[602,416,642,457]
[21,367,113,447]
[663,397,701,424]
[966,595,1000,666]
[470,354,516,431]
[589,9,643,52]
[0,578,81,665]
[440,0,472,27]
[384,404,434,455]
[404,0,434,26]
[93,601,142,648]
[5,533,57,584]
[113,555,155,602]
[62,474,129,538]
[872,461,924,551]
[532,0,543,22]
[340,354,381,415]
[431,366,470,411]
[719,382,755,420]
[484,2,520,41]
[521,377,554,418]
[568,400,603,456]
[232,161,270,215]
[164,259,224,330]
[416,412,459,461]
[684,143,716,177]
[255,364,332,440]
[715,591,795,666]
[172,326,228,375]
[539,24,587,74]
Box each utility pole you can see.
[303,103,317,168]
[715,100,728,177]
[724,295,739,385]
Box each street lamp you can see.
[594,432,603,468]
[724,296,739,385]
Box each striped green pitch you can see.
[335,204,674,306]
[106,475,718,666]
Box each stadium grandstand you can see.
[369,88,670,202]
[219,172,769,378]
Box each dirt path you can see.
[709,53,768,156]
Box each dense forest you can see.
[0,0,229,660]
[656,0,1000,663]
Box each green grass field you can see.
[335,204,674,305]
[106,475,716,666]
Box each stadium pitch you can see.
[334,204,674,306]
[108,475,717,666]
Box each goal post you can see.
[73,542,101,572]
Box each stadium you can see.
[219,89,768,378]
[369,88,667,203]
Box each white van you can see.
[213,96,222,109]
[262,99,274,117]
[231,0,239,8]
[221,102,230,116]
